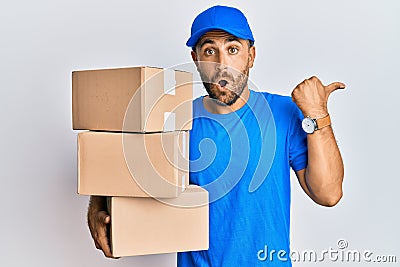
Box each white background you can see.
[0,0,399,266]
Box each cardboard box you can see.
[107,185,209,257]
[72,66,193,132]
[78,131,189,198]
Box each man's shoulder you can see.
[254,90,290,102]
[252,90,297,114]
[193,95,204,103]
[192,95,204,113]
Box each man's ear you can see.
[191,50,200,69]
[248,45,256,68]
[190,50,198,67]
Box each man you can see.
[87,5,345,266]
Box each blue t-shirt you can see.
[178,89,308,266]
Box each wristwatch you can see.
[301,114,331,134]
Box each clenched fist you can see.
[291,76,346,118]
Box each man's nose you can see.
[215,53,228,71]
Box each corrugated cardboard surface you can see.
[72,66,193,132]
[108,185,209,257]
[78,131,189,198]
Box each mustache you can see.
[209,70,235,84]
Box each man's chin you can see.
[211,93,240,106]
[204,83,242,106]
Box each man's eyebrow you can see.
[197,36,243,50]
[225,37,242,44]
[198,39,215,49]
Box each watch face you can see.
[302,117,316,134]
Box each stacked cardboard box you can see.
[72,66,209,257]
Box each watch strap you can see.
[315,114,331,130]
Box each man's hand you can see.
[291,76,345,118]
[87,196,119,259]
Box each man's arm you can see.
[291,76,345,207]
[295,125,344,206]
[87,196,119,258]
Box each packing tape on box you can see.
[182,131,187,191]
[163,112,176,132]
[164,69,176,95]
[182,131,187,158]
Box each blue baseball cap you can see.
[186,5,255,48]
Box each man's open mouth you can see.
[218,79,228,88]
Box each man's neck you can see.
[203,87,250,114]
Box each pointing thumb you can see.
[325,82,346,94]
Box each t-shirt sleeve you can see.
[288,104,308,171]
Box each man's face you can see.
[191,30,256,106]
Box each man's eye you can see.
[228,47,238,54]
[205,49,215,55]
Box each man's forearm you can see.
[305,125,344,206]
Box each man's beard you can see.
[198,63,250,106]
